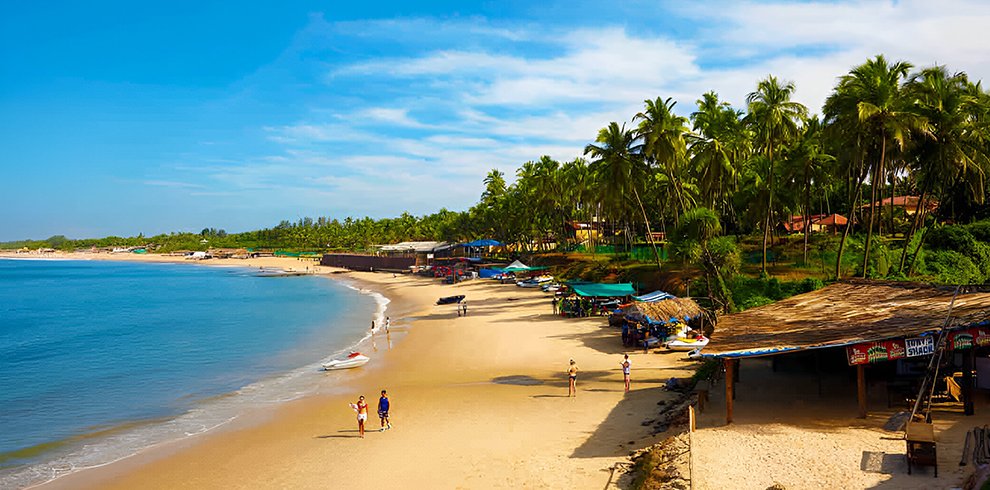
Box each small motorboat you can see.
[666,335,710,351]
[436,294,465,305]
[323,352,370,370]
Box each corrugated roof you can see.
[378,241,451,253]
[703,280,990,358]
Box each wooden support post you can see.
[733,358,740,384]
[857,364,867,419]
[726,358,735,424]
[815,350,823,397]
[964,348,975,416]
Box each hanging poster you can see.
[905,336,935,358]
[972,328,990,347]
[950,329,975,350]
[846,339,907,365]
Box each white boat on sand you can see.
[666,336,709,351]
[323,352,370,370]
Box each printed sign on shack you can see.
[905,336,935,358]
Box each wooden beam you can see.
[857,364,867,418]
[726,358,735,424]
[964,348,974,416]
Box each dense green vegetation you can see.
[5,54,989,308]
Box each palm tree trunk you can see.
[632,186,663,271]
[862,137,885,278]
[803,166,811,264]
[897,186,928,273]
[836,152,867,279]
[762,144,774,276]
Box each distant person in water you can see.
[621,354,632,393]
[568,359,579,397]
[352,395,369,438]
[371,321,375,334]
[378,390,391,431]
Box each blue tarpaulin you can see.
[461,239,503,247]
[479,267,504,278]
[633,290,676,302]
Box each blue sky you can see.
[2,0,989,241]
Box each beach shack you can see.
[377,241,454,266]
[701,280,990,424]
[619,294,705,347]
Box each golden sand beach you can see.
[22,253,694,489]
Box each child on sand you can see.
[621,354,631,393]
[568,359,579,397]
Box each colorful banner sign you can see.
[847,327,990,365]
[905,336,935,358]
[846,339,907,365]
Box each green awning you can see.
[569,283,636,297]
[504,265,548,272]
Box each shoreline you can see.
[1,253,404,489]
[13,252,696,489]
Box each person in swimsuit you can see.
[378,390,391,431]
[355,396,369,438]
[621,354,632,393]
[568,359,579,397]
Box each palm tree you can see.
[839,55,923,277]
[745,75,808,276]
[691,91,749,223]
[781,116,834,263]
[671,207,737,312]
[584,122,660,267]
[634,97,693,217]
[902,66,990,273]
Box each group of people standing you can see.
[352,390,391,438]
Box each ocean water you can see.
[0,258,384,488]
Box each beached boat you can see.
[516,275,554,288]
[666,336,709,351]
[436,294,465,305]
[322,352,370,370]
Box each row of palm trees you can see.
[468,54,990,280]
[57,55,983,266]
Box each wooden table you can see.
[906,421,937,477]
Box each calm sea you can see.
[0,258,383,488]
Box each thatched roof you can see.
[623,297,704,324]
[704,280,990,358]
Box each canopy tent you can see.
[623,297,704,324]
[633,290,676,303]
[461,239,503,247]
[503,260,548,273]
[568,282,636,298]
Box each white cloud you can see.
[218,2,990,218]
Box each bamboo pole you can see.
[725,358,735,424]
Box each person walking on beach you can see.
[552,297,558,315]
[378,390,391,431]
[385,317,390,333]
[370,321,376,334]
[621,354,632,393]
[462,300,468,316]
[352,396,369,438]
[567,359,579,397]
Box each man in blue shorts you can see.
[378,390,391,431]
